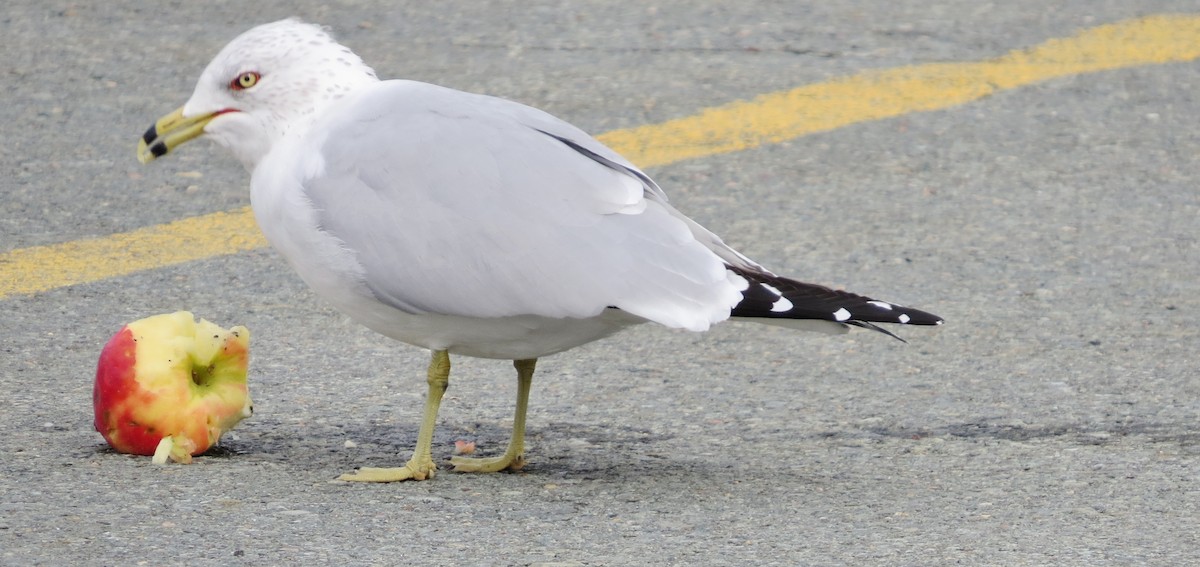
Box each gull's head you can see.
[138,19,378,171]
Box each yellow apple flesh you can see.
[94,311,252,464]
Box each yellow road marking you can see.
[2,210,264,298]
[606,14,1200,167]
[3,14,1199,299]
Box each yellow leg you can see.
[339,350,450,482]
[451,358,536,473]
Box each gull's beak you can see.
[137,107,222,164]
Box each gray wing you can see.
[299,80,742,331]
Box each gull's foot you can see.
[450,453,526,473]
[339,459,438,482]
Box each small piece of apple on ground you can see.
[94,311,253,464]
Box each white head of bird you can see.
[139,19,378,170]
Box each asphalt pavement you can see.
[2,1,1198,565]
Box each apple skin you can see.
[94,311,253,464]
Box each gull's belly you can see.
[333,293,644,359]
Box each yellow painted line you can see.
[608,13,1200,167]
[3,13,1199,299]
[1,209,264,297]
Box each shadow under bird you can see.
[137,19,943,481]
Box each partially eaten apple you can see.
[94,311,253,464]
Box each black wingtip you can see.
[726,264,942,337]
[846,320,907,342]
[893,307,944,326]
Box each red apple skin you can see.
[93,327,163,455]
[93,312,252,462]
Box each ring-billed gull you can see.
[138,19,942,482]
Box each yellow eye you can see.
[230,71,260,90]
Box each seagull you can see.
[138,19,942,482]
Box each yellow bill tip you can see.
[136,138,164,164]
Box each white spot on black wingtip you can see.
[833,307,851,322]
[898,313,911,324]
[770,297,793,313]
[867,300,893,310]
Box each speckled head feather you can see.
[180,19,379,170]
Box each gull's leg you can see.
[339,350,450,482]
[451,358,536,473]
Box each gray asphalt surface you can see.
[3,1,1199,565]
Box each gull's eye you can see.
[230,71,261,91]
